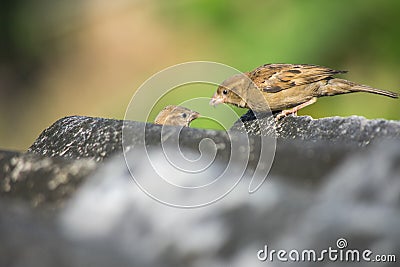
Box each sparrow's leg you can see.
[276,97,317,121]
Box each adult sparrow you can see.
[154,105,200,127]
[210,64,398,120]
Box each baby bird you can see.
[154,105,200,127]
[210,64,398,120]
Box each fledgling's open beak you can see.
[187,111,200,126]
[209,93,225,106]
[189,111,200,121]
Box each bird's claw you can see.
[275,110,297,121]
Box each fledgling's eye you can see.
[222,89,228,95]
[182,113,187,118]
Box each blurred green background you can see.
[1,0,399,150]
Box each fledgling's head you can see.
[209,73,251,108]
[154,105,200,127]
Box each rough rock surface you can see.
[1,115,400,266]
[0,150,97,209]
[28,116,125,161]
[60,140,400,267]
[0,202,137,267]
[28,116,235,162]
[232,111,400,146]
[28,114,400,164]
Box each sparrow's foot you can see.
[275,109,297,121]
[275,97,317,121]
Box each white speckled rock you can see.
[1,115,399,266]
[231,111,400,146]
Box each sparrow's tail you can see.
[321,78,398,98]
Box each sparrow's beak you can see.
[187,111,200,126]
[209,93,224,106]
[190,111,200,121]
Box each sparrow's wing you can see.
[248,64,347,93]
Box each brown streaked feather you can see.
[247,64,347,92]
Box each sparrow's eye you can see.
[182,113,187,118]
[222,89,228,95]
